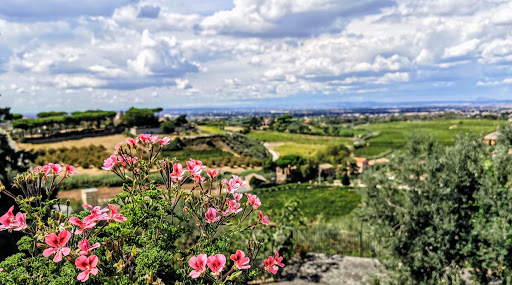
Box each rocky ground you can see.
[272,253,386,285]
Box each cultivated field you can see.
[256,184,360,221]
[354,119,503,157]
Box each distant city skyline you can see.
[1,0,512,113]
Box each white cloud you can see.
[54,75,106,89]
[375,72,410,84]
[175,78,191,89]
[442,39,480,58]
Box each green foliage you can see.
[256,184,360,220]
[221,133,269,160]
[0,138,281,284]
[354,119,502,157]
[160,120,175,133]
[32,145,110,169]
[360,127,512,284]
[123,107,160,127]
[37,111,68,118]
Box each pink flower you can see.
[192,175,206,185]
[246,193,262,209]
[150,135,159,143]
[43,231,72,263]
[188,253,207,279]
[232,193,243,202]
[108,204,127,223]
[159,137,171,145]
[101,155,117,171]
[207,254,226,276]
[187,159,205,174]
[0,268,3,273]
[205,208,221,224]
[69,217,97,234]
[223,175,246,194]
[48,163,62,175]
[138,134,152,144]
[114,142,122,150]
[83,204,109,222]
[0,206,15,231]
[230,250,251,270]
[227,200,242,215]
[274,251,285,268]
[126,138,137,147]
[11,212,27,231]
[170,163,186,183]
[75,255,99,282]
[259,210,270,225]
[264,256,279,274]
[65,165,79,176]
[78,239,101,255]
[206,169,219,180]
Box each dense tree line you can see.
[361,125,512,284]
[11,110,116,138]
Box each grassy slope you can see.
[274,143,327,158]
[256,184,361,221]
[197,125,226,134]
[247,131,352,158]
[354,119,502,157]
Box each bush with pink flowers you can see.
[0,134,284,284]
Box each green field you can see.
[197,125,226,134]
[274,143,327,158]
[354,119,502,157]
[247,130,352,145]
[256,184,361,221]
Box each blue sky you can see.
[1,0,512,113]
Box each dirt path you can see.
[264,142,284,161]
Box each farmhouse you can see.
[483,131,499,145]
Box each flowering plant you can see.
[0,134,284,284]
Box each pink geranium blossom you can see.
[187,159,205,175]
[230,250,251,270]
[227,200,243,215]
[264,256,279,274]
[232,193,243,202]
[69,217,97,234]
[64,164,79,176]
[206,169,219,180]
[0,206,15,231]
[222,175,246,194]
[207,254,226,276]
[126,138,137,147]
[192,175,206,185]
[246,193,262,209]
[205,208,221,224]
[159,137,171,145]
[48,163,62,175]
[43,231,72,262]
[138,134,152,144]
[170,163,186,183]
[101,155,117,171]
[259,210,270,225]
[274,251,285,268]
[188,253,207,279]
[108,204,127,223]
[11,212,27,231]
[0,206,27,231]
[83,204,109,222]
[75,255,99,282]
[78,239,101,255]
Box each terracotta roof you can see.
[484,131,499,140]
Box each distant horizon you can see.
[15,98,512,118]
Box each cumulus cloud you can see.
[1,0,512,112]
